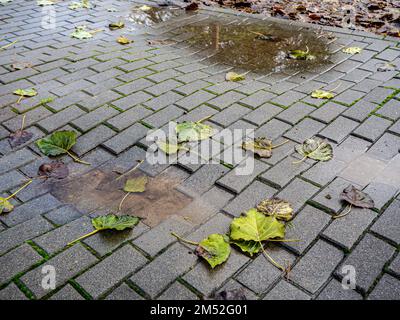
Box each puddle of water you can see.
[127,5,183,27]
[169,17,332,73]
[50,168,192,227]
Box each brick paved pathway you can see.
[0,0,399,300]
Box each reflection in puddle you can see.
[170,17,332,73]
[127,5,182,27]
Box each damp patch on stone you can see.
[126,4,184,27]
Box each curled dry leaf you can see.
[194,234,231,268]
[11,62,32,70]
[342,47,362,54]
[109,21,125,30]
[68,214,140,245]
[294,138,333,163]
[225,72,245,82]
[38,161,69,180]
[242,137,288,158]
[139,5,151,11]
[257,198,294,221]
[185,2,198,11]
[377,62,396,72]
[117,36,132,45]
[214,288,247,300]
[340,185,375,208]
[311,89,334,99]
[9,128,33,148]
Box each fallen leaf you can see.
[107,7,117,12]
[225,71,245,81]
[117,36,132,45]
[0,0,13,4]
[294,138,333,162]
[377,62,396,72]
[8,129,33,148]
[109,21,125,30]
[342,46,362,54]
[11,61,32,70]
[0,197,14,214]
[256,198,294,221]
[157,140,184,155]
[230,239,262,256]
[340,185,375,208]
[287,49,316,60]
[242,137,273,158]
[38,161,69,180]
[185,2,199,11]
[311,89,334,99]
[139,5,152,11]
[13,88,37,98]
[176,121,213,142]
[68,214,140,245]
[194,234,231,268]
[36,130,90,165]
[69,0,90,9]
[70,26,93,39]
[123,176,148,193]
[37,0,55,5]
[214,288,247,300]
[251,31,280,41]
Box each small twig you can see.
[115,160,144,181]
[118,192,130,211]
[171,232,199,246]
[333,204,352,219]
[20,114,26,131]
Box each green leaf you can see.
[156,140,184,155]
[342,47,362,54]
[0,197,14,214]
[176,121,213,143]
[225,72,245,82]
[92,214,139,231]
[256,198,294,221]
[295,138,333,162]
[36,130,77,157]
[230,239,261,256]
[109,21,125,30]
[242,137,273,158]
[70,26,93,39]
[13,88,37,97]
[287,49,316,60]
[340,185,374,208]
[311,89,334,99]
[230,208,285,242]
[123,176,148,193]
[195,234,231,268]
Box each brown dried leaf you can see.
[38,161,69,179]
[8,130,33,148]
[340,185,375,208]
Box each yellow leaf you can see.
[117,36,132,45]
[342,47,362,54]
[225,72,245,82]
[311,89,334,99]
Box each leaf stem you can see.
[118,192,130,211]
[115,160,144,181]
[0,40,18,50]
[67,229,99,246]
[171,232,199,246]
[16,95,23,104]
[272,140,289,149]
[260,242,285,271]
[196,114,213,124]
[292,156,307,164]
[66,150,91,165]
[333,204,352,219]
[20,114,26,131]
[6,180,32,200]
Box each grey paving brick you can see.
[376,98,400,121]
[363,182,398,211]
[34,216,93,254]
[145,79,182,96]
[210,103,251,127]
[49,284,85,300]
[78,90,122,112]
[175,90,215,111]
[37,105,86,133]
[0,244,42,285]
[255,118,292,140]
[21,244,97,298]
[215,278,258,300]
[323,207,376,250]
[112,91,153,111]
[271,91,307,107]
[319,116,359,143]
[276,102,315,125]
[143,105,184,128]
[260,156,311,188]
[0,148,37,175]
[376,48,400,61]
[302,158,347,186]
[310,102,347,124]
[106,106,152,131]
[105,283,144,300]
[389,119,400,135]
[3,106,52,132]
[333,89,365,106]
[143,91,183,111]
[264,280,311,300]
[102,123,147,154]
[291,240,343,294]
[119,59,154,72]
[364,87,394,104]
[284,118,325,143]
[130,243,197,298]
[0,282,28,300]
[243,103,282,126]
[44,205,83,226]
[223,180,277,217]
[285,205,331,254]
[371,200,400,244]
[76,244,147,299]
[207,91,246,110]
[351,78,382,93]
[317,278,362,300]
[367,133,400,161]
[353,115,392,142]
[72,125,116,156]
[1,193,61,227]
[0,171,27,193]
[336,234,395,292]
[158,282,199,300]
[236,246,295,294]
[71,106,120,132]
[239,90,276,109]
[335,136,371,163]
[389,254,400,277]
[114,78,153,96]
[368,274,400,300]
[183,249,249,297]
[276,178,320,213]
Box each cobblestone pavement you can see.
[0,0,400,300]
